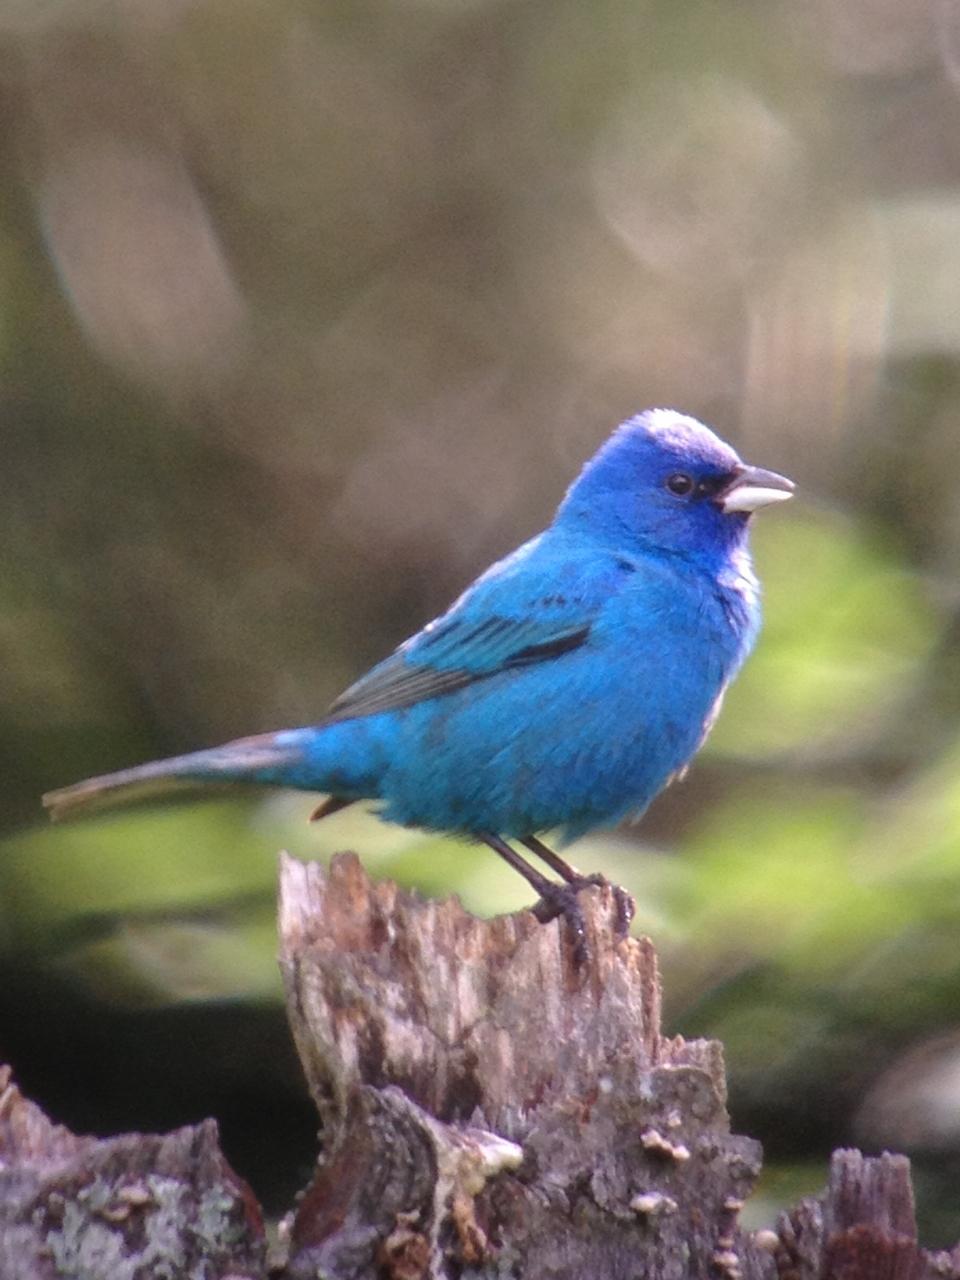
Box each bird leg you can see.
[478,832,634,965]
[477,831,562,902]
[518,835,587,884]
[521,835,636,939]
[478,832,591,963]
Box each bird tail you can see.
[42,729,314,822]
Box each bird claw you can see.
[530,882,590,966]
[610,882,636,938]
[530,875,635,966]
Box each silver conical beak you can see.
[719,465,795,514]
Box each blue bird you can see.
[43,409,793,941]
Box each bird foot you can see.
[609,879,637,938]
[530,875,635,966]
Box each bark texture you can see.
[3,851,960,1279]
[0,1064,265,1279]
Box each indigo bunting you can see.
[44,409,793,939]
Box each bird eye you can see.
[666,473,694,496]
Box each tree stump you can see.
[2,850,960,1279]
[0,1064,265,1279]
[277,852,764,1279]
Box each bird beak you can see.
[718,465,795,514]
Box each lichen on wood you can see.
[0,1064,265,1280]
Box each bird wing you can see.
[323,538,620,724]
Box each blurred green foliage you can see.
[1,0,959,1240]
[714,514,938,756]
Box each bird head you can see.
[555,408,794,565]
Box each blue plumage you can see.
[43,409,793,912]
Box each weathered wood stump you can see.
[2,850,960,1278]
[278,852,763,1279]
[0,1064,265,1279]
[773,1147,960,1279]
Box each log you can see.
[3,850,960,1279]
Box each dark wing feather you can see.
[321,534,632,725]
[323,660,477,723]
[323,615,593,724]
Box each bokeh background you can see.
[2,0,960,1237]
